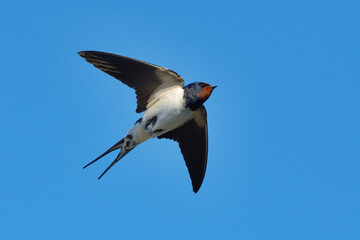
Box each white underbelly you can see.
[127,86,193,144]
[145,87,192,130]
[153,105,192,131]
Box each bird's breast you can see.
[143,87,193,134]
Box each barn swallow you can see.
[78,51,216,193]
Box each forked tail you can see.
[83,138,134,179]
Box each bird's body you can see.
[133,85,192,141]
[79,51,216,193]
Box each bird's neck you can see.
[183,86,204,111]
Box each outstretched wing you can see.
[78,51,184,113]
[158,106,208,193]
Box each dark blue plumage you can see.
[184,82,217,111]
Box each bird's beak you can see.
[210,85,217,89]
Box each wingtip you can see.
[193,186,200,193]
[78,51,86,57]
[78,51,95,58]
[78,50,107,58]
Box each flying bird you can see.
[79,51,216,193]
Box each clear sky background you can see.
[1,0,359,239]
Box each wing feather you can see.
[158,107,208,193]
[78,51,184,113]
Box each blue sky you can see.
[1,0,359,239]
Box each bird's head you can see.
[184,82,217,110]
[195,82,217,102]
